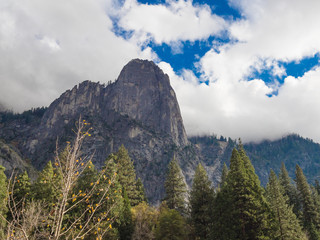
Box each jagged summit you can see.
[41,59,187,146]
[107,58,188,146]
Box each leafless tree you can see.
[2,117,120,240]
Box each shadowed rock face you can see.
[39,59,187,147]
[14,59,190,203]
[106,59,188,147]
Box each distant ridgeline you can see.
[0,107,47,124]
[0,139,318,239]
[1,59,320,205]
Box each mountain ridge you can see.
[1,59,320,203]
[0,59,191,203]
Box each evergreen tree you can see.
[135,178,147,203]
[266,170,306,240]
[211,184,234,239]
[0,165,7,239]
[33,161,62,207]
[211,148,273,240]
[101,157,124,239]
[118,189,134,240]
[295,164,320,239]
[67,160,99,237]
[155,205,187,240]
[189,163,214,239]
[74,160,98,194]
[311,186,320,239]
[279,162,301,217]
[220,162,228,188]
[13,171,31,203]
[163,158,187,214]
[315,180,320,195]
[110,145,140,206]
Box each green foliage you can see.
[155,205,187,240]
[244,134,320,185]
[13,171,31,203]
[131,202,158,240]
[295,164,320,239]
[189,163,214,239]
[110,145,141,206]
[279,162,301,218]
[220,162,228,188]
[0,165,7,239]
[66,160,99,237]
[32,161,62,206]
[101,157,124,237]
[211,147,273,240]
[135,178,147,203]
[118,189,134,240]
[266,170,306,240]
[315,180,320,195]
[164,158,187,214]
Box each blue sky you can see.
[1,0,320,143]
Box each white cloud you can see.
[2,0,320,145]
[201,0,320,84]
[161,60,320,143]
[0,0,155,112]
[118,0,227,44]
[173,0,320,143]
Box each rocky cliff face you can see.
[7,59,189,203]
[107,59,188,146]
[38,59,187,146]
[3,59,320,204]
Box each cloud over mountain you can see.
[1,0,320,143]
[0,0,154,111]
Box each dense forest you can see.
[1,120,320,239]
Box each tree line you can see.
[1,121,320,239]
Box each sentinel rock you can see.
[39,59,187,146]
[107,59,188,146]
[20,59,190,203]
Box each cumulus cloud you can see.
[161,61,320,143]
[118,0,227,44]
[0,0,155,112]
[201,0,320,83]
[2,0,320,145]
[159,0,320,143]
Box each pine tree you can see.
[110,145,140,206]
[211,185,234,239]
[266,170,306,240]
[135,178,147,203]
[279,162,301,217]
[295,164,320,239]
[315,180,320,195]
[163,158,187,214]
[220,162,228,188]
[101,157,124,239]
[73,160,98,194]
[189,163,214,239]
[118,189,134,240]
[33,161,62,207]
[67,160,99,236]
[211,147,273,240]
[13,171,31,204]
[0,165,7,239]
